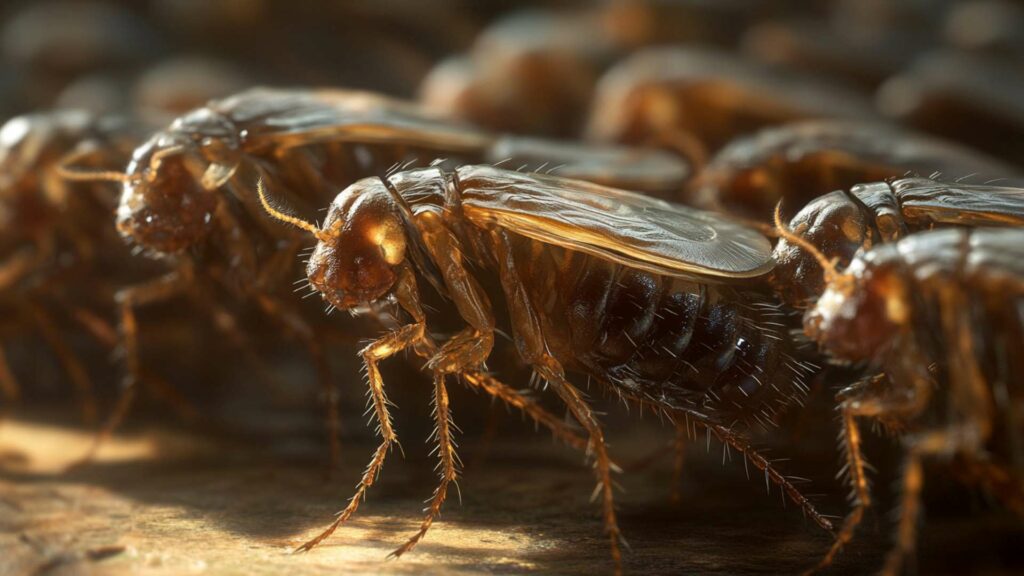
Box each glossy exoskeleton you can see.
[0,110,145,421]
[103,87,687,464]
[694,121,1017,222]
[794,227,1024,575]
[772,178,1024,307]
[258,165,831,572]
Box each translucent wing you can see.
[210,87,494,153]
[894,178,1024,227]
[457,165,773,279]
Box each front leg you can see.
[417,211,495,375]
[296,319,427,552]
[805,359,933,575]
[383,214,497,556]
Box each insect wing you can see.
[457,165,773,279]
[216,88,494,153]
[894,179,1024,227]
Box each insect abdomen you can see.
[510,234,812,425]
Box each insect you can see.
[740,18,923,91]
[419,4,760,138]
[771,178,1024,308]
[80,87,684,461]
[877,50,1024,167]
[693,121,1017,222]
[419,9,613,137]
[784,226,1024,575]
[0,109,147,422]
[585,47,877,167]
[258,165,832,572]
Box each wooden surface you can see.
[0,416,1020,575]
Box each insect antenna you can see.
[55,145,139,184]
[57,164,136,183]
[772,203,842,285]
[256,178,336,243]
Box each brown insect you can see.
[783,225,1024,575]
[585,47,877,168]
[258,165,831,572]
[0,109,145,421]
[694,121,1017,222]
[768,178,1024,572]
[78,87,683,461]
[740,18,924,91]
[419,9,612,138]
[419,4,761,138]
[877,50,1024,167]
[771,178,1024,308]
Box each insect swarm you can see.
[258,165,832,572]
[787,226,1024,575]
[81,86,682,464]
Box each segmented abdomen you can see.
[504,231,817,428]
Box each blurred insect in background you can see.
[259,165,831,572]
[0,110,149,422]
[584,48,878,173]
[419,2,762,139]
[693,121,1018,222]
[783,225,1024,575]
[877,51,1024,168]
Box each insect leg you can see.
[489,229,622,574]
[69,269,189,467]
[56,297,200,424]
[881,444,925,576]
[295,320,426,553]
[538,359,623,574]
[26,301,97,425]
[806,402,871,575]
[390,371,457,558]
[391,264,585,450]
[879,280,996,576]
[461,371,587,451]
[387,214,501,553]
[0,248,39,292]
[700,419,833,532]
[417,211,495,375]
[255,293,341,470]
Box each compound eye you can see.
[369,217,406,266]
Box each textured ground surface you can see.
[0,415,1020,576]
